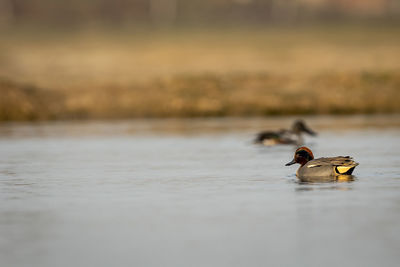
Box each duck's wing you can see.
[254,131,280,143]
[307,157,359,175]
[279,129,294,138]
[308,157,358,166]
[254,130,297,145]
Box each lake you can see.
[0,115,399,267]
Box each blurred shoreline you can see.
[1,70,400,121]
[1,24,400,121]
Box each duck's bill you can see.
[285,159,296,166]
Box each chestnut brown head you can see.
[285,147,314,167]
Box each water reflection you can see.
[298,175,355,184]
[295,175,355,191]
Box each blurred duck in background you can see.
[285,147,359,180]
[254,120,316,146]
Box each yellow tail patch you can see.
[336,166,353,174]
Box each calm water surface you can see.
[0,116,399,267]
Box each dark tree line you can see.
[0,0,398,27]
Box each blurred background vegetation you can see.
[0,0,399,120]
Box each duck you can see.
[254,120,316,146]
[285,146,359,179]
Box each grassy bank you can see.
[1,71,399,121]
[1,25,400,121]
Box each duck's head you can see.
[292,120,316,136]
[286,146,314,167]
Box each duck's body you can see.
[297,156,358,177]
[254,129,297,145]
[255,120,316,146]
[286,147,359,179]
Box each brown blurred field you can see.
[1,25,400,120]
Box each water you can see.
[0,116,399,267]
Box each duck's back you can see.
[298,156,359,177]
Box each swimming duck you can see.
[285,147,359,178]
[254,120,316,146]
